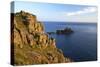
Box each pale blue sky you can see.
[12,1,97,22]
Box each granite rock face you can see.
[11,11,71,65]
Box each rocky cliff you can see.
[11,11,71,65]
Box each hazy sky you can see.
[13,1,98,23]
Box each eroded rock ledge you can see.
[11,11,71,65]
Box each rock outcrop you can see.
[56,27,74,34]
[11,11,71,65]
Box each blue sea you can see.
[43,22,97,62]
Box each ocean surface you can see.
[43,22,97,62]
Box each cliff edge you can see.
[11,11,71,65]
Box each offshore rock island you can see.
[11,11,71,65]
[47,27,74,35]
[56,27,74,35]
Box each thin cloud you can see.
[65,7,97,16]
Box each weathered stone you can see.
[14,28,23,48]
